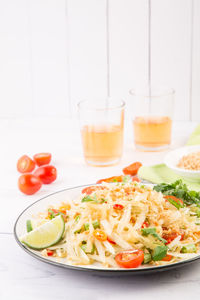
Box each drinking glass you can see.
[78,99,125,166]
[130,87,174,151]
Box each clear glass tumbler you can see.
[78,99,125,166]
[130,87,174,151]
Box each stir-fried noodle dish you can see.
[21,179,200,269]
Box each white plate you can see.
[164,145,200,182]
[14,184,200,275]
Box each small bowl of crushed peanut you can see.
[164,145,200,182]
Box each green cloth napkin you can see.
[138,125,200,191]
[138,163,200,191]
[186,124,200,145]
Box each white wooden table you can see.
[1,118,199,300]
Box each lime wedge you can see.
[21,215,65,250]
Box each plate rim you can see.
[14,184,200,274]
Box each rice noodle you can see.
[28,181,200,268]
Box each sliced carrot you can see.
[164,195,184,206]
[123,162,142,176]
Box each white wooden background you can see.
[0,0,199,121]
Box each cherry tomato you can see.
[113,204,124,210]
[82,186,105,195]
[132,175,140,182]
[18,174,42,195]
[115,249,144,268]
[96,176,123,184]
[162,232,184,245]
[17,155,36,173]
[93,229,107,241]
[123,162,142,176]
[141,221,149,228]
[162,254,172,261]
[164,195,184,206]
[33,153,52,166]
[46,250,54,256]
[34,165,57,184]
[107,237,116,245]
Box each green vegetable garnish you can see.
[48,209,57,219]
[152,246,168,261]
[48,209,65,219]
[84,223,89,231]
[80,244,87,252]
[83,220,100,231]
[81,194,97,203]
[122,175,131,183]
[154,180,200,207]
[81,243,95,254]
[143,253,152,264]
[101,198,107,203]
[75,215,80,222]
[26,220,33,232]
[167,197,183,209]
[181,244,196,253]
[190,207,200,217]
[113,178,118,182]
[81,195,96,203]
[142,227,167,244]
[92,220,100,229]
[74,228,82,234]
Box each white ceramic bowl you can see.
[164,145,200,182]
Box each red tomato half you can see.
[123,162,142,176]
[33,153,52,166]
[34,165,57,184]
[115,250,144,268]
[18,174,42,195]
[17,155,36,173]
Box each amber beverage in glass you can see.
[130,87,174,151]
[78,99,125,166]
